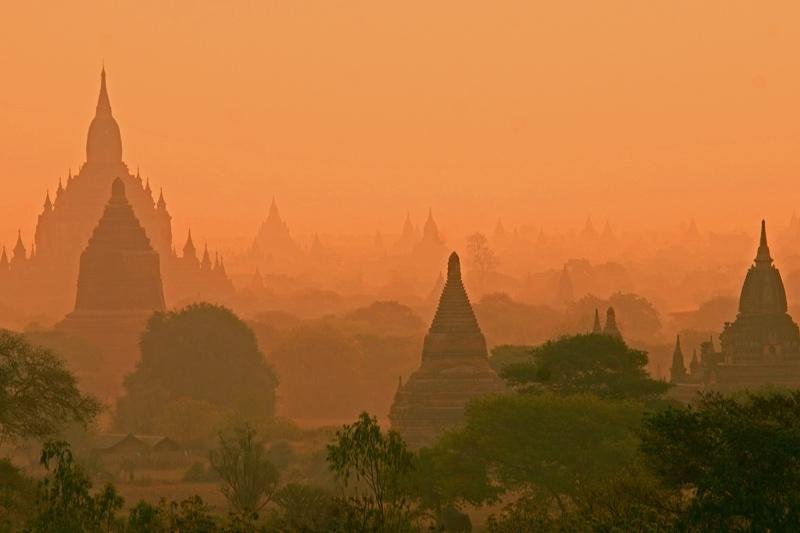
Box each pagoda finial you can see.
[183,229,197,260]
[755,219,773,265]
[157,188,167,210]
[201,242,211,270]
[43,190,53,211]
[13,230,26,260]
[670,334,686,382]
[447,252,461,281]
[96,65,112,116]
[592,308,602,333]
[268,196,279,218]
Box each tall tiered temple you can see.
[58,179,166,402]
[249,197,302,274]
[389,252,506,448]
[672,221,800,397]
[0,68,233,317]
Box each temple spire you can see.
[183,229,197,260]
[201,243,211,270]
[670,335,686,382]
[592,308,602,333]
[157,188,167,211]
[13,230,26,260]
[96,66,112,116]
[43,190,53,212]
[755,219,773,265]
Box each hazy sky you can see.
[1,1,799,252]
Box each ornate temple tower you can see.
[720,220,800,365]
[58,179,166,402]
[250,197,302,273]
[0,68,233,317]
[669,221,800,401]
[389,252,506,448]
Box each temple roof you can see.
[86,68,122,164]
[670,334,686,381]
[74,178,165,312]
[603,307,622,339]
[427,252,481,336]
[739,220,788,315]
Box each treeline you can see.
[3,306,800,531]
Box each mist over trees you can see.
[113,304,278,441]
[0,331,100,444]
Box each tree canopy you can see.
[114,303,277,434]
[430,393,644,504]
[0,330,100,444]
[641,390,800,531]
[501,333,670,401]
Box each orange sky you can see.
[1,1,800,253]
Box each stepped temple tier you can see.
[0,68,233,318]
[389,252,506,448]
[73,178,166,312]
[57,179,166,402]
[671,221,800,400]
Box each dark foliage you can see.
[641,390,800,531]
[501,333,670,400]
[0,330,100,443]
[114,303,278,434]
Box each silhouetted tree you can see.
[327,413,415,531]
[641,390,800,531]
[28,440,123,532]
[0,330,100,444]
[474,293,562,347]
[269,320,366,420]
[127,496,217,532]
[501,334,670,401]
[465,232,497,293]
[429,394,642,509]
[346,301,425,337]
[273,483,336,531]
[567,293,662,343]
[114,303,278,433]
[0,458,35,530]
[209,424,279,514]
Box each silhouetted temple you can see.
[249,197,302,273]
[389,252,506,448]
[0,68,232,318]
[57,179,166,401]
[603,307,623,339]
[672,221,800,397]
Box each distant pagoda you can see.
[671,221,800,397]
[0,68,232,317]
[389,252,506,448]
[58,179,166,403]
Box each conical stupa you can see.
[72,178,165,312]
[58,178,165,404]
[389,252,506,448]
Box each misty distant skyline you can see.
[2,1,799,251]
